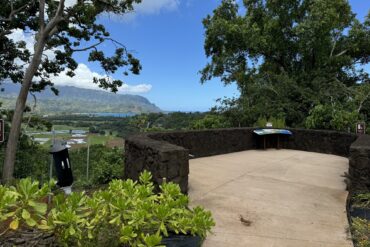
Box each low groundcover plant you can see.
[353,193,370,209]
[351,217,370,247]
[0,171,215,247]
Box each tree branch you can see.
[0,1,33,22]
[39,0,45,31]
[335,50,348,57]
[357,91,370,113]
[330,40,336,58]
[71,38,127,53]
[24,92,38,132]
[71,40,104,52]
[43,0,66,37]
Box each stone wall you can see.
[125,128,364,193]
[148,128,256,158]
[286,129,357,157]
[124,134,189,193]
[349,135,370,190]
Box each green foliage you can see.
[353,193,370,209]
[0,136,50,182]
[202,0,370,128]
[129,114,150,132]
[351,217,370,247]
[0,172,215,247]
[0,141,123,188]
[0,110,50,181]
[191,114,231,130]
[0,0,143,93]
[69,145,123,187]
[255,117,268,128]
[90,150,122,184]
[255,117,286,128]
[305,104,359,131]
[0,178,54,232]
[50,192,92,246]
[49,112,208,138]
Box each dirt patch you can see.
[106,138,124,148]
[239,214,252,227]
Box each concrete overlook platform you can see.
[188,150,352,247]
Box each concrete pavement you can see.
[188,149,352,247]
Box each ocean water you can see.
[77,112,137,118]
[93,112,136,117]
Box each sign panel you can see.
[253,129,293,136]
[356,122,366,135]
[0,119,4,143]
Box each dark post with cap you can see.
[50,140,73,192]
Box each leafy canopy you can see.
[0,0,142,94]
[202,0,370,127]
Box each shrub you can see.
[351,217,370,247]
[69,145,123,187]
[0,172,215,247]
[0,179,54,233]
[191,114,231,130]
[255,116,286,128]
[353,193,370,208]
[305,104,359,132]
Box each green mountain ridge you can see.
[0,84,161,114]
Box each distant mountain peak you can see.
[0,83,161,114]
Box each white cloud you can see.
[118,83,152,94]
[65,0,77,8]
[134,0,180,14]
[52,63,152,94]
[7,29,151,94]
[7,28,34,53]
[103,0,180,22]
[7,28,59,60]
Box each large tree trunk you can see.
[2,37,46,183]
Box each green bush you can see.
[69,145,123,187]
[351,217,370,247]
[0,172,215,247]
[92,159,122,185]
[0,178,54,232]
[190,114,231,130]
[0,135,49,182]
[254,116,286,128]
[305,104,359,132]
[353,193,370,209]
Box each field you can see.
[26,124,124,149]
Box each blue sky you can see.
[95,0,239,112]
[69,0,370,112]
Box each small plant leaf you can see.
[9,219,19,230]
[38,220,53,230]
[29,201,47,214]
[26,217,37,227]
[69,226,76,236]
[22,209,31,220]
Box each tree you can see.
[305,104,359,131]
[190,114,231,130]
[202,0,370,127]
[0,0,142,182]
[129,114,149,132]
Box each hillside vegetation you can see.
[0,84,161,114]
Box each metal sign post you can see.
[48,128,55,204]
[0,119,4,143]
[86,137,90,181]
